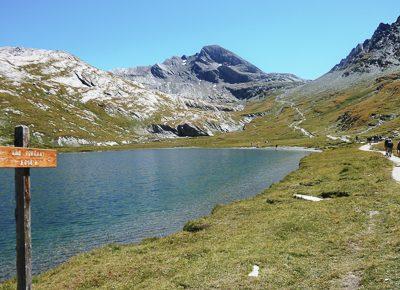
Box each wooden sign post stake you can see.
[0,125,57,290]
[14,125,32,290]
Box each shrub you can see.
[320,191,350,198]
[266,198,281,204]
[183,219,210,232]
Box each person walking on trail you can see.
[384,138,389,155]
[387,139,394,157]
[397,141,400,156]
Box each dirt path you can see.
[326,135,351,143]
[359,144,400,182]
[275,97,314,138]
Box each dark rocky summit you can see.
[331,16,400,75]
[113,45,306,103]
[191,45,264,84]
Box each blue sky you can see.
[1,0,399,79]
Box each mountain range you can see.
[0,16,400,147]
[113,45,305,102]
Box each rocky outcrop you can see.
[151,123,210,137]
[177,123,209,137]
[331,16,400,75]
[336,112,360,131]
[151,124,178,135]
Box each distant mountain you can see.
[113,45,306,102]
[331,16,400,76]
[283,16,400,98]
[0,47,247,146]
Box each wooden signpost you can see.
[1,126,57,290]
[0,146,57,168]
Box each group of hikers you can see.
[384,138,400,157]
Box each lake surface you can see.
[0,148,311,281]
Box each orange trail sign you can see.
[0,146,57,168]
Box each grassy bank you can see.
[2,146,400,289]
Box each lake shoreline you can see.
[0,147,314,283]
[57,144,322,154]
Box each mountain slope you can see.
[0,47,249,146]
[113,45,306,102]
[296,16,400,138]
[232,16,400,145]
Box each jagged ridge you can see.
[331,16,400,75]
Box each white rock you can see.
[294,194,324,202]
[248,265,259,277]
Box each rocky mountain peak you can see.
[331,16,400,75]
[113,45,305,101]
[196,45,261,73]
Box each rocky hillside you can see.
[0,47,258,146]
[234,16,400,146]
[113,45,306,102]
[306,15,400,136]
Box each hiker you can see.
[387,139,394,157]
[384,138,389,154]
[397,141,400,156]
